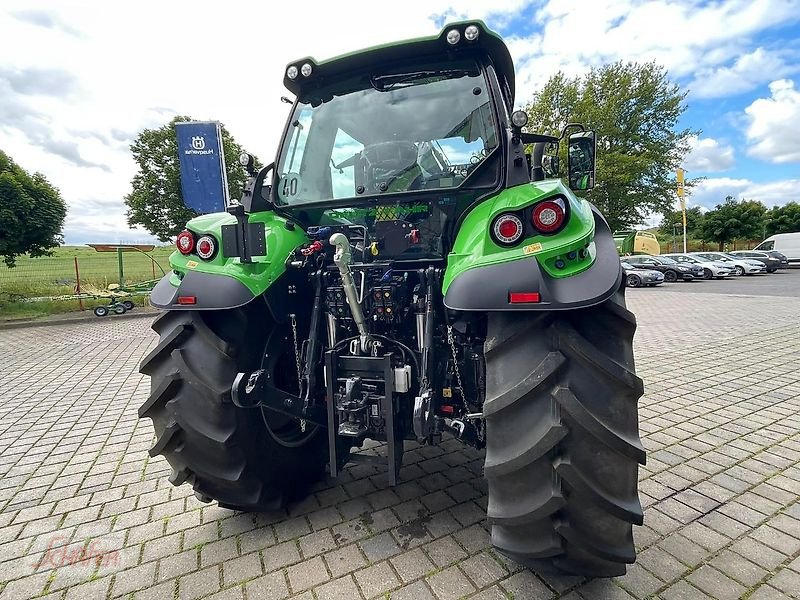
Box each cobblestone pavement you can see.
[1,284,799,600]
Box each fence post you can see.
[117,247,125,287]
[74,257,84,311]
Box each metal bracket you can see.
[325,350,403,485]
[231,369,327,427]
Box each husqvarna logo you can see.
[184,133,214,156]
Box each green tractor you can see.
[139,21,645,577]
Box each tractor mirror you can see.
[568,131,596,191]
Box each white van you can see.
[755,233,800,264]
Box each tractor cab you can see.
[236,21,596,263]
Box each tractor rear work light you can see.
[464,25,480,41]
[531,199,566,234]
[446,29,461,45]
[509,292,541,303]
[492,213,523,246]
[196,235,217,260]
[176,230,194,255]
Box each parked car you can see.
[653,256,707,280]
[623,255,699,282]
[759,250,790,268]
[691,252,766,276]
[727,250,782,272]
[621,261,664,287]
[661,253,735,279]
[754,232,800,265]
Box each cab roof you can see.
[283,21,515,104]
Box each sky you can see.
[1,0,799,244]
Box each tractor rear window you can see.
[275,59,498,205]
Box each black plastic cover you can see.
[150,270,255,311]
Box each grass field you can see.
[0,246,173,319]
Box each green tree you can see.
[699,197,738,250]
[735,199,768,241]
[524,62,697,231]
[125,116,260,241]
[0,150,67,267]
[766,202,800,235]
[699,196,767,249]
[658,206,705,238]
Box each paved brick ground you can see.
[0,283,799,600]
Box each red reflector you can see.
[509,292,541,303]
[195,235,217,260]
[177,296,197,305]
[498,219,519,239]
[440,405,454,414]
[492,213,524,245]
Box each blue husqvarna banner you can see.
[176,121,229,214]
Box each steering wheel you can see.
[360,141,418,191]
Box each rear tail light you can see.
[492,213,524,246]
[176,230,194,255]
[531,199,566,234]
[196,235,217,260]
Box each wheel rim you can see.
[664,271,677,282]
[259,325,320,448]
[94,307,107,316]
[703,269,712,279]
[626,275,640,287]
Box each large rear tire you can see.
[139,303,328,511]
[483,285,645,577]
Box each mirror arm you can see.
[560,123,586,140]
[240,162,276,213]
[520,132,559,144]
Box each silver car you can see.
[661,253,735,280]
[691,252,766,276]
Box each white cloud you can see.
[744,79,800,163]
[687,176,800,209]
[689,48,800,99]
[683,136,735,172]
[510,0,800,105]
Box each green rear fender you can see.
[149,211,307,311]
[443,180,623,311]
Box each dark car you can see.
[623,255,698,282]
[621,261,664,287]
[761,250,789,268]
[728,250,783,272]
